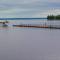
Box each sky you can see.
[0,0,60,18]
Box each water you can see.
[0,19,60,60]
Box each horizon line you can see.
[0,17,47,19]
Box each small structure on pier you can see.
[0,21,8,27]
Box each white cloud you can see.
[48,0,60,3]
[48,9,60,15]
[31,9,60,18]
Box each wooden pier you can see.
[13,24,60,29]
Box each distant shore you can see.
[0,18,47,20]
[47,15,60,20]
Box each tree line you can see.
[47,15,60,20]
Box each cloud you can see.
[41,9,60,17]
[48,0,60,3]
[0,0,60,18]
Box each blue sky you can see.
[0,0,60,18]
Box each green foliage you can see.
[47,15,60,20]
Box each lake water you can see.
[0,19,60,60]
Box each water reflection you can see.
[0,20,60,60]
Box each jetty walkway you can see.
[13,24,60,29]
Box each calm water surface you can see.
[0,20,60,60]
